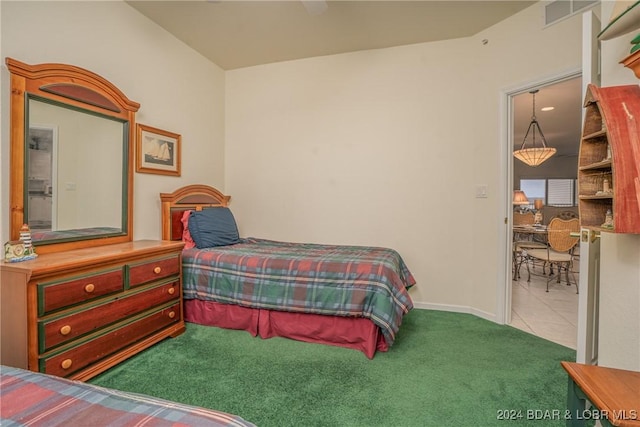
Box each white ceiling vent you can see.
[544,0,599,26]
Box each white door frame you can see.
[576,10,601,365]
[497,68,582,326]
[498,10,601,366]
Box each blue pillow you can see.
[188,208,240,248]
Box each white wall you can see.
[1,1,226,243]
[225,3,583,317]
[595,1,640,371]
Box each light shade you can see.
[513,147,557,167]
[534,199,544,210]
[513,190,529,205]
[514,89,556,167]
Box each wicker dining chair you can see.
[555,210,579,220]
[525,218,580,292]
[513,210,534,225]
[512,210,547,279]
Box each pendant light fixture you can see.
[513,89,556,167]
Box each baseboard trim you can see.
[412,302,497,323]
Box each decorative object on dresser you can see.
[136,123,182,177]
[4,240,27,261]
[578,84,640,234]
[0,240,185,381]
[4,224,38,262]
[160,184,415,359]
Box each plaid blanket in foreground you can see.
[0,365,256,427]
[183,238,416,346]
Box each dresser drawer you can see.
[128,255,180,287]
[41,302,181,378]
[38,269,124,315]
[39,280,180,352]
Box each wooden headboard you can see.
[160,185,231,241]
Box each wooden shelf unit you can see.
[578,84,640,234]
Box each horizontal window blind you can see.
[548,179,574,206]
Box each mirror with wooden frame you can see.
[6,58,140,254]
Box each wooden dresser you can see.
[0,240,185,381]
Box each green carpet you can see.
[90,309,576,426]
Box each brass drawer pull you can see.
[168,287,175,295]
[84,283,95,293]
[168,311,176,319]
[61,359,73,370]
[59,325,72,336]
[153,266,162,274]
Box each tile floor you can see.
[509,262,579,349]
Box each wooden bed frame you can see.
[160,184,231,240]
[160,184,388,358]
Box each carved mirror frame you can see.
[7,58,140,254]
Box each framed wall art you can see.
[136,124,181,176]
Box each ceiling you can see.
[126,0,536,70]
[127,0,581,157]
[513,77,583,159]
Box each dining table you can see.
[513,224,549,240]
[513,224,549,279]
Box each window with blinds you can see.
[548,179,575,206]
[520,178,577,207]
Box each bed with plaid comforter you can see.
[0,365,255,427]
[182,238,415,347]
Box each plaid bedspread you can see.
[182,238,416,346]
[0,365,255,427]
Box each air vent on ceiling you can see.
[544,0,599,26]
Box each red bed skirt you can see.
[184,299,389,359]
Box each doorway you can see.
[505,73,582,348]
[27,125,58,231]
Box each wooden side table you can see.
[561,361,640,427]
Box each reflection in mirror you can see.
[27,97,127,242]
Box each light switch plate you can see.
[475,184,488,198]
